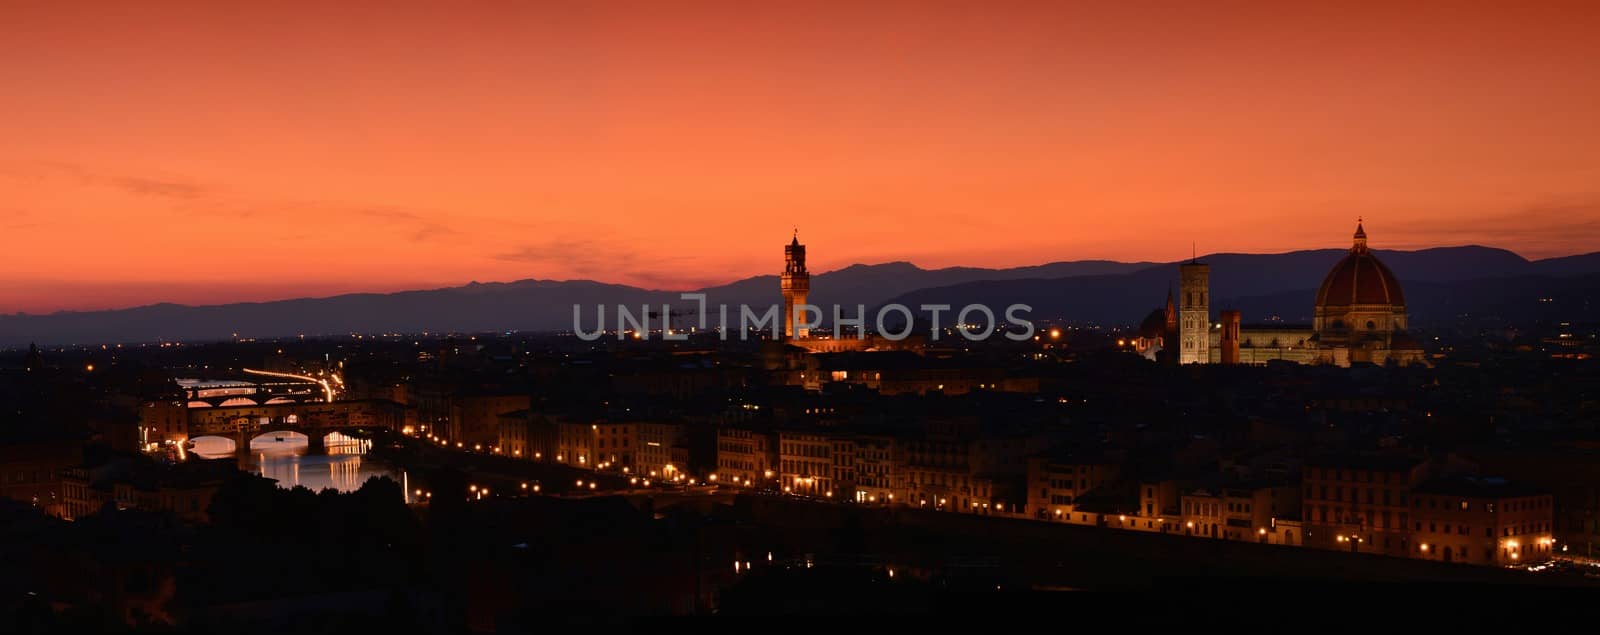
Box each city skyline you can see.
[7,3,1600,626]
[6,2,1600,314]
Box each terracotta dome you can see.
[1137,308,1168,338]
[1314,222,1404,309]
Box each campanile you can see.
[1179,260,1210,364]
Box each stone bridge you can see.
[185,399,405,457]
[179,378,324,408]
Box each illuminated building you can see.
[1455,443,1600,558]
[1027,453,1121,522]
[829,436,856,498]
[781,231,810,340]
[1409,477,1554,565]
[715,426,775,486]
[496,409,536,459]
[1218,309,1241,365]
[1136,222,1427,367]
[1178,483,1299,543]
[451,393,531,448]
[554,420,597,469]
[850,434,901,504]
[771,233,924,355]
[1301,454,1423,556]
[1178,260,1210,364]
[1140,480,1182,523]
[594,421,680,477]
[1301,221,1426,366]
[139,400,188,447]
[906,424,1044,514]
[777,429,832,495]
[1129,290,1176,362]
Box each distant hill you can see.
[695,260,1158,310]
[1530,251,1600,277]
[2,247,1597,346]
[884,246,1600,326]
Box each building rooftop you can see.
[1305,452,1421,473]
[1412,476,1546,499]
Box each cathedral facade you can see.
[1135,223,1426,368]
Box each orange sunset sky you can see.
[3,1,1598,314]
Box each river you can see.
[189,432,414,503]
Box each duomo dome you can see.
[1313,222,1408,335]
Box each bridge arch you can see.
[244,428,372,455]
[247,430,311,450]
[188,435,238,457]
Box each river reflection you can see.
[190,432,411,503]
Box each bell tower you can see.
[1179,258,1210,364]
[781,230,810,339]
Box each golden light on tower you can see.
[780,230,811,339]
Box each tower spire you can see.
[1352,218,1368,253]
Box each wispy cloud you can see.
[112,176,207,200]
[0,208,40,232]
[1382,197,1600,258]
[359,208,425,222]
[495,239,632,276]
[6,163,466,243]
[623,269,730,290]
[359,207,461,242]
[1,161,211,202]
[494,239,707,287]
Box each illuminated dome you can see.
[1313,222,1408,335]
[1314,222,1405,309]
